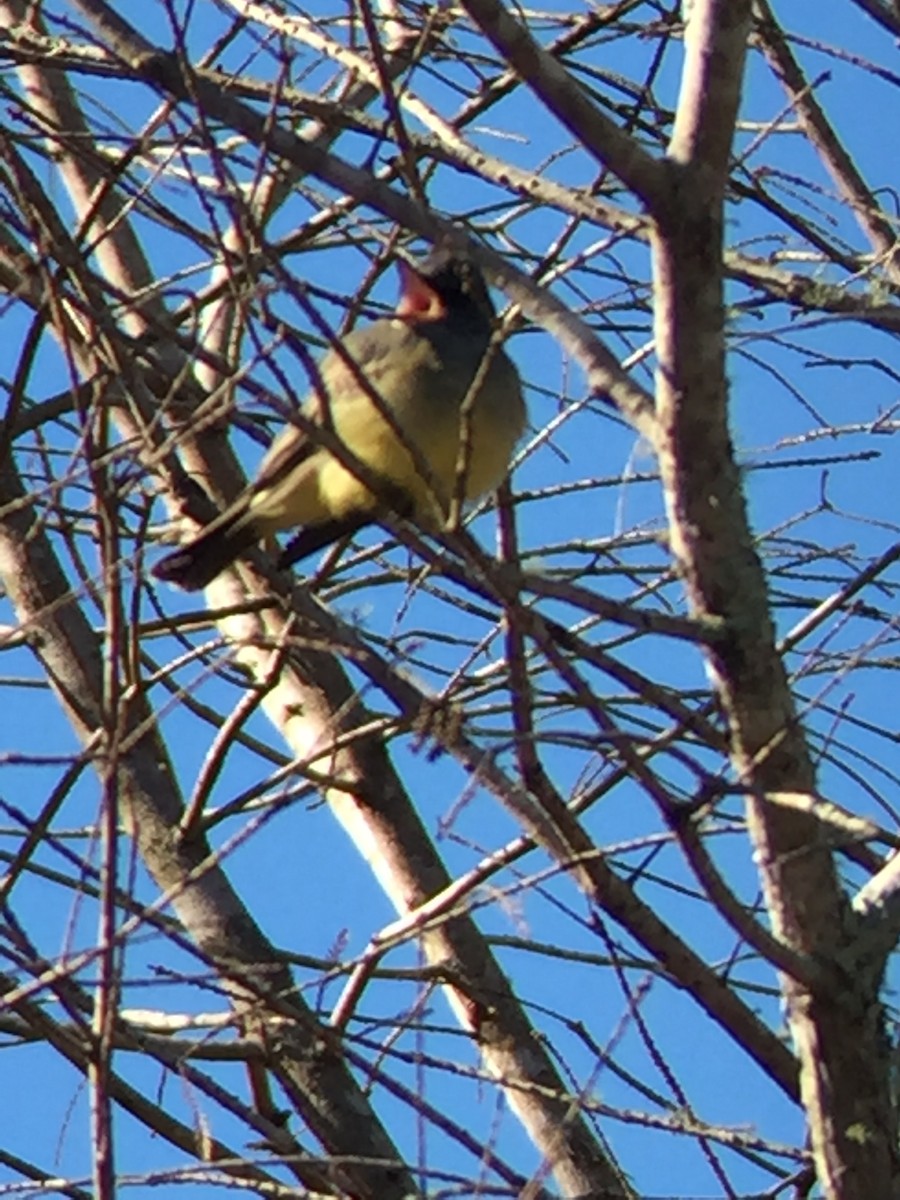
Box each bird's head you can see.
[395,249,497,332]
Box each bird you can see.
[151,249,525,591]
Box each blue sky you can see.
[2,2,899,1196]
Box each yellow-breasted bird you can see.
[152,250,525,591]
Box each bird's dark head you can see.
[396,249,496,331]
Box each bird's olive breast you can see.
[308,317,524,509]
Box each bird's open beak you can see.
[395,259,447,321]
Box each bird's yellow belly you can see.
[316,400,515,521]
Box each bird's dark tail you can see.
[152,506,260,592]
[276,515,370,571]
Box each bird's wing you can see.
[253,422,317,493]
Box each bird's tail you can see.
[152,502,260,591]
[276,514,369,570]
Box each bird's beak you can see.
[395,260,448,320]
